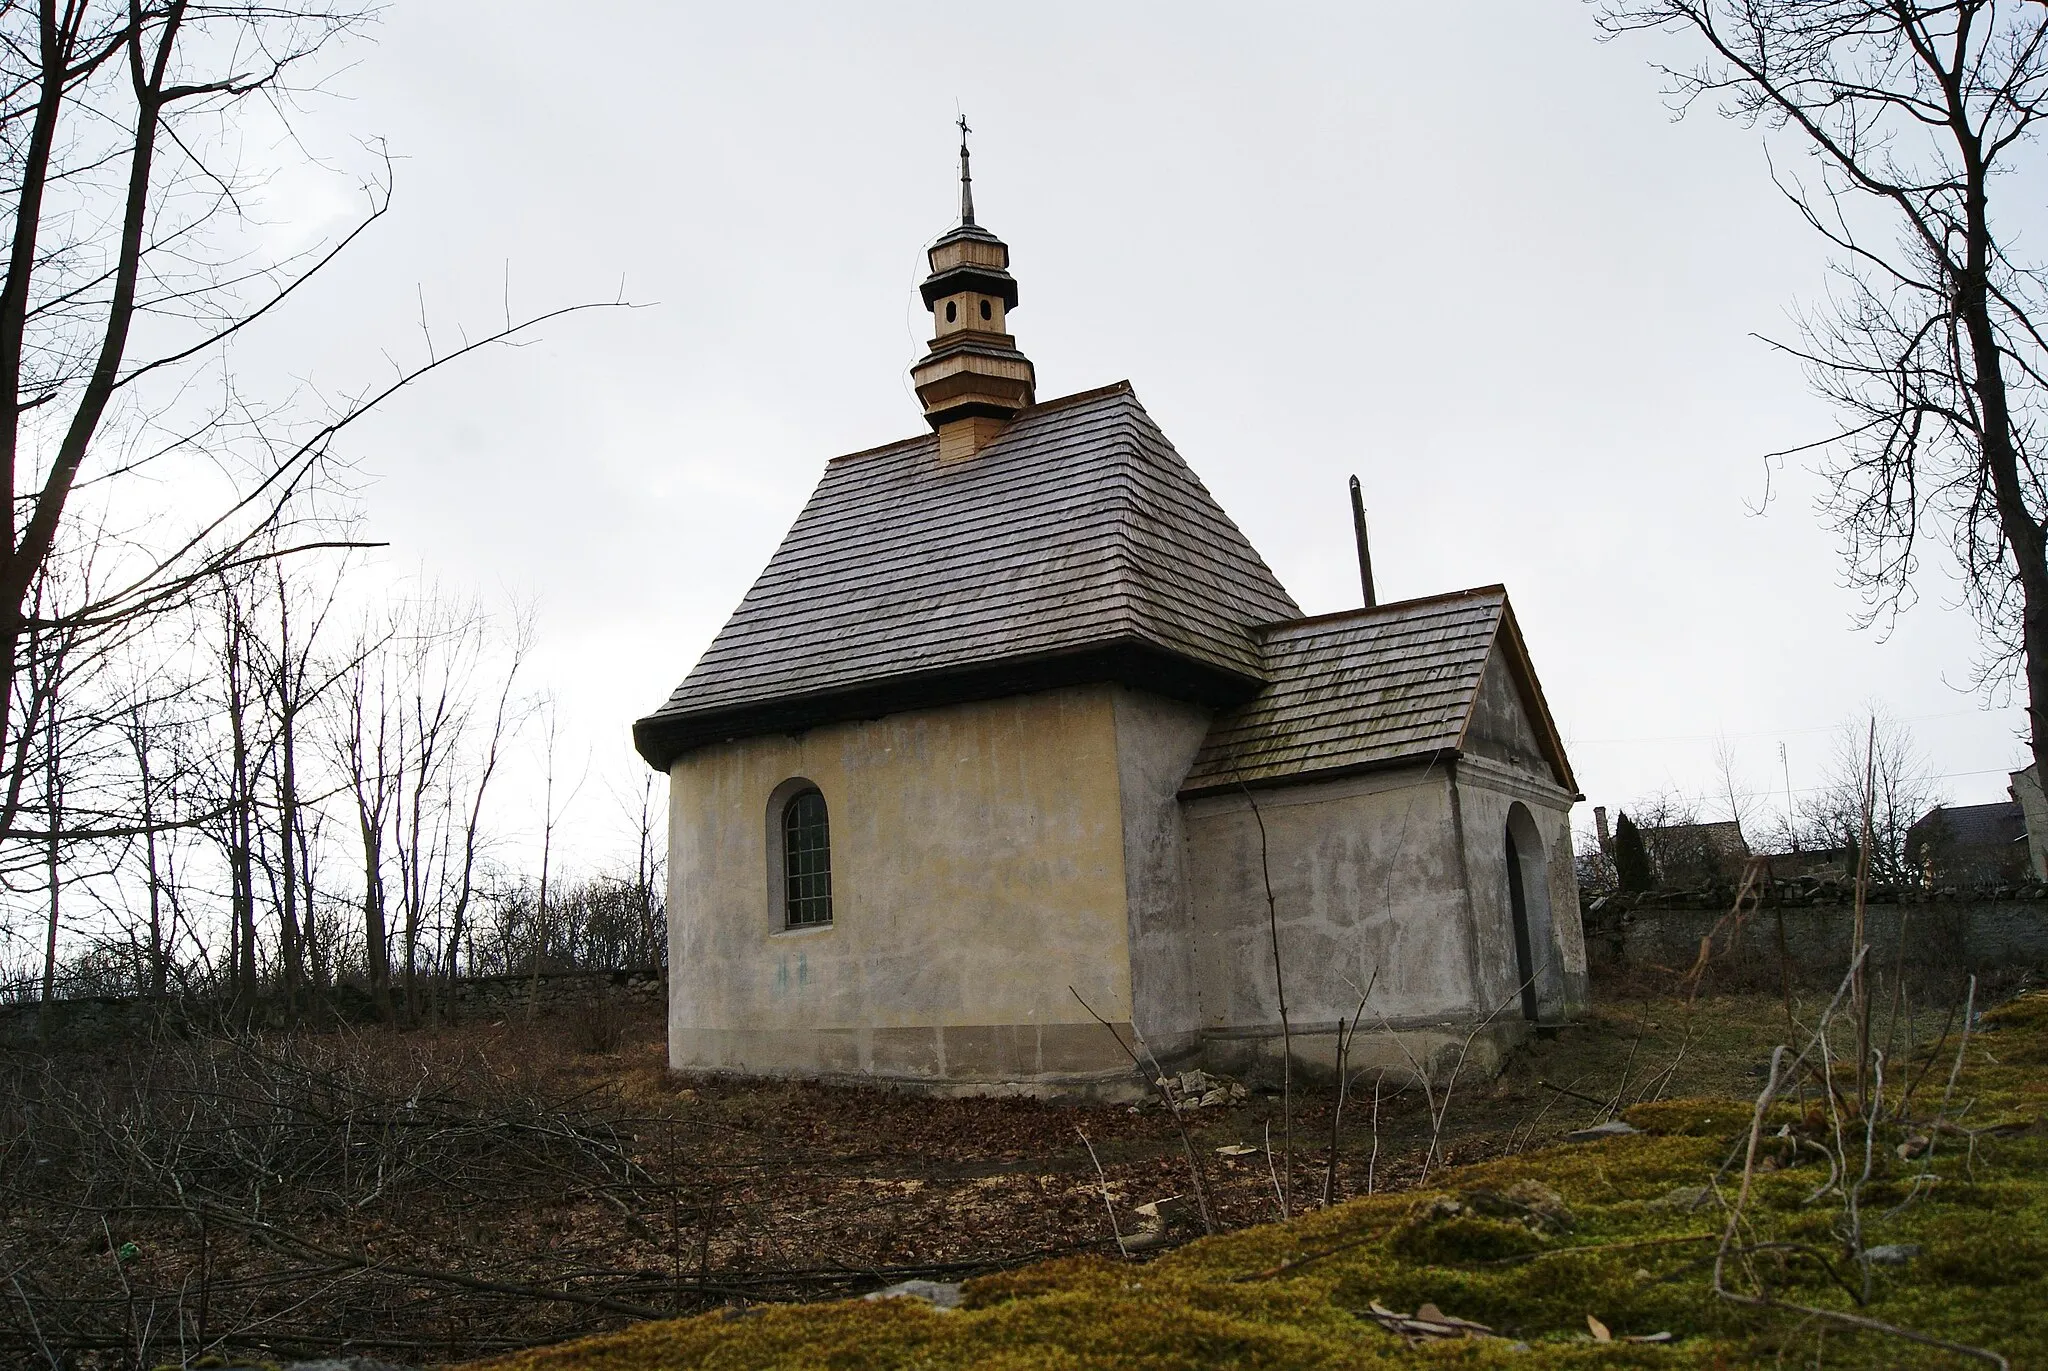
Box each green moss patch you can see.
[459,993,2048,1370]
[1620,1096,1752,1137]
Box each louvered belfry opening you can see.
[782,789,833,927]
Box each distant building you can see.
[1906,801,2030,886]
[2011,766,2048,880]
[1640,820,1751,886]
[1762,845,1855,882]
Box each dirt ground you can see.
[0,979,1973,1367]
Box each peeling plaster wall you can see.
[1464,650,1553,777]
[1110,688,1215,1060]
[1455,647,1587,1020]
[665,686,1135,1085]
[1181,767,1485,1075]
[1451,757,1588,1021]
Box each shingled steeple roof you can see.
[633,382,1299,769]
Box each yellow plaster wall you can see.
[665,685,1135,1083]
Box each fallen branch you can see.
[1074,1126,1128,1261]
[1537,1077,1608,1109]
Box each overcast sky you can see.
[251,2,2036,868]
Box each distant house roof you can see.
[1642,820,1751,857]
[1758,845,1852,875]
[1909,800,2027,853]
[633,383,1300,768]
[1178,588,1576,797]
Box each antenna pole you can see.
[1349,475,1377,608]
[1781,742,1797,851]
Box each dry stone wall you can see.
[1585,885,2048,986]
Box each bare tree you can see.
[625,767,666,967]
[248,553,357,1014]
[117,694,174,996]
[1791,706,1943,884]
[1598,2,2048,781]
[439,606,533,993]
[315,589,533,1020]
[1711,732,1761,835]
[37,600,63,1003]
[332,613,397,1019]
[211,574,265,1003]
[0,0,625,869]
[525,698,588,1014]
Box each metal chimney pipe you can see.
[1349,475,1377,608]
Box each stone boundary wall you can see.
[0,966,665,1050]
[1586,893,2048,984]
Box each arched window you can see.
[781,788,833,927]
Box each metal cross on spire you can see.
[956,113,976,226]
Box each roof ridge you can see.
[1099,416,1148,636]
[1259,585,1508,635]
[1019,379,1137,417]
[824,431,937,467]
[825,382,1138,466]
[1105,411,1297,653]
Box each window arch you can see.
[780,787,833,928]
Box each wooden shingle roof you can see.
[1180,587,1575,796]
[634,383,1300,768]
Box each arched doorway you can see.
[1504,803,1553,1022]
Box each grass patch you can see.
[460,992,2048,1369]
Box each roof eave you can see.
[634,637,1263,771]
[1178,748,1459,801]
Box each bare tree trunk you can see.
[274,707,304,1018]
[1854,718,1877,1112]
[528,765,555,1021]
[361,812,392,1022]
[222,598,259,1008]
[0,5,186,819]
[136,713,164,998]
[527,705,563,1020]
[39,684,58,1003]
[636,772,662,966]
[444,635,526,989]
[339,654,396,1024]
[299,802,324,991]
[1596,3,2048,803]
[1959,236,2048,783]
